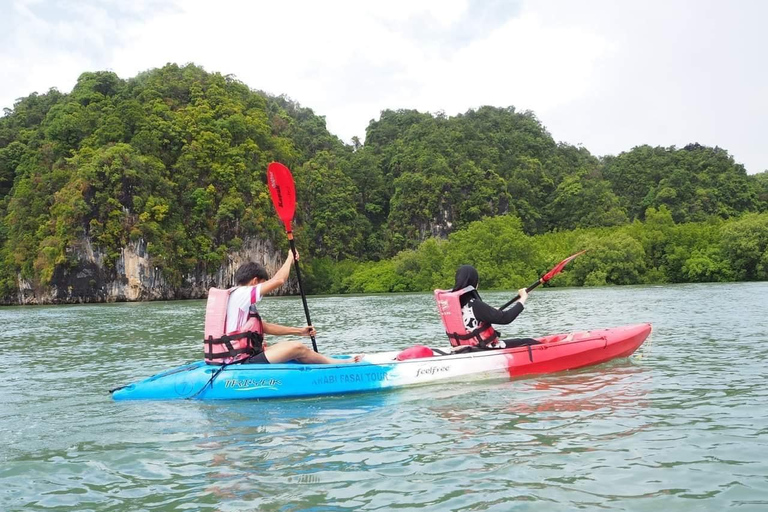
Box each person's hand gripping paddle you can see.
[267,162,318,352]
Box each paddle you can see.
[267,161,318,352]
[498,250,587,310]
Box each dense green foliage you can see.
[320,209,768,294]
[1,64,766,299]
[0,64,349,295]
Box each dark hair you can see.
[234,262,269,285]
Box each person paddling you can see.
[205,252,363,365]
[435,265,535,350]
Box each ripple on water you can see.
[2,283,768,511]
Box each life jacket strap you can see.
[446,324,499,348]
[204,331,264,361]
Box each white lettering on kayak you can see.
[311,372,391,386]
[224,378,281,389]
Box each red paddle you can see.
[267,162,318,352]
[498,250,587,310]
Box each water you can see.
[1,283,767,511]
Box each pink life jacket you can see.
[434,286,499,348]
[203,287,264,365]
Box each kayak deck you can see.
[111,323,651,401]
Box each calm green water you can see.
[2,283,767,511]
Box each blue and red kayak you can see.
[110,323,651,401]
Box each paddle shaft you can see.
[499,279,544,310]
[287,232,317,352]
[498,250,587,310]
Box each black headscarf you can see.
[452,265,479,292]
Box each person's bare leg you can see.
[264,341,363,364]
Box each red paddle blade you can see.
[267,162,296,232]
[542,250,587,282]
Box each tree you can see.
[720,213,768,280]
[546,170,628,230]
[565,232,646,286]
[441,215,540,290]
[295,152,366,260]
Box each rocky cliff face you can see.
[5,237,293,305]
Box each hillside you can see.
[1,63,765,303]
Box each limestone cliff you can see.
[6,237,293,305]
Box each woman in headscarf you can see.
[452,265,529,348]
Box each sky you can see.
[1,0,766,173]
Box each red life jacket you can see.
[203,287,264,365]
[434,286,499,348]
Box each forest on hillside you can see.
[1,63,767,300]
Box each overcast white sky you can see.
[1,0,766,173]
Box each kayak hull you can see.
[111,323,651,401]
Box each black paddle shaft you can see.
[497,250,587,310]
[288,236,318,352]
[499,279,544,311]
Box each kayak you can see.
[111,323,651,401]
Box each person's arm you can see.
[471,288,528,325]
[259,252,294,296]
[262,322,316,337]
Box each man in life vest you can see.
[435,265,529,349]
[204,252,363,365]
